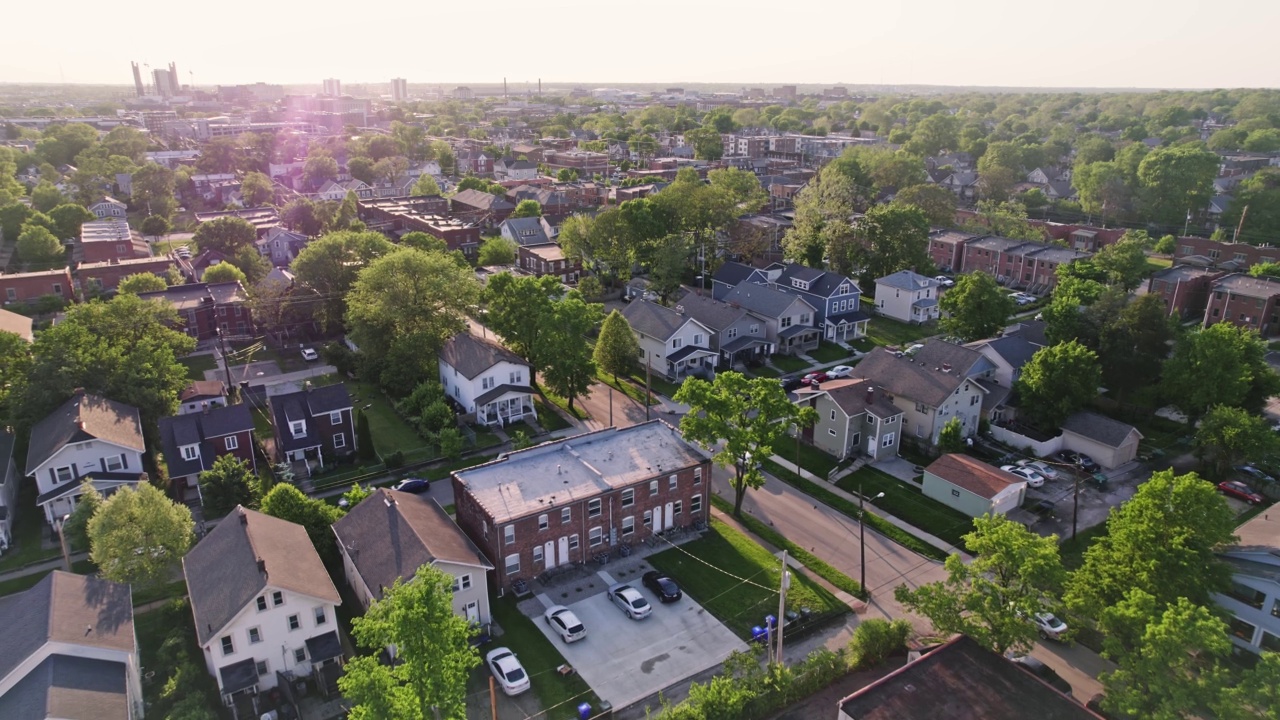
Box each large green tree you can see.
[476,236,516,266]
[594,309,640,382]
[1194,405,1279,479]
[674,372,817,517]
[0,330,31,428]
[939,271,1015,341]
[117,272,168,294]
[259,484,343,558]
[1161,322,1280,426]
[1137,144,1219,226]
[784,164,860,268]
[198,455,259,518]
[511,199,541,218]
[291,230,396,331]
[1092,236,1152,291]
[130,163,178,218]
[1015,341,1101,429]
[47,203,95,240]
[202,263,248,285]
[848,204,933,292]
[240,171,274,206]
[894,514,1066,655]
[1095,292,1175,400]
[338,564,479,720]
[30,180,64,212]
[15,224,64,265]
[88,483,195,589]
[483,273,563,383]
[893,184,957,227]
[539,292,601,412]
[192,216,257,257]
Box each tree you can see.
[511,199,542,218]
[895,514,1066,655]
[1015,341,1101,429]
[847,204,933,289]
[117,273,168,294]
[708,167,768,214]
[130,163,177,218]
[1137,144,1219,226]
[539,293,601,412]
[784,166,860,268]
[281,198,327,236]
[0,330,30,427]
[939,272,1015,342]
[938,416,965,454]
[893,184,957,227]
[0,201,31,241]
[675,372,818,517]
[36,122,98,166]
[1065,469,1236,622]
[556,168,579,182]
[476,236,516,266]
[964,200,1045,241]
[198,455,259,518]
[259,484,343,558]
[139,214,171,238]
[685,127,724,160]
[1093,236,1151,291]
[356,411,375,462]
[1095,292,1175,401]
[202,263,248,285]
[303,154,339,188]
[410,174,440,196]
[347,248,481,391]
[88,483,194,589]
[977,166,1018,203]
[101,126,148,164]
[1153,234,1176,255]
[291,230,396,331]
[338,564,479,720]
[61,481,102,551]
[15,224,64,265]
[192,216,257,256]
[30,180,63,212]
[47,203,94,240]
[905,113,960,156]
[647,234,692,302]
[400,231,448,254]
[1194,405,1279,479]
[594,309,640,382]
[483,273,564,383]
[1215,652,1280,720]
[1161,323,1280,426]
[240,171,274,206]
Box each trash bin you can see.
[751,625,768,643]
[578,702,592,719]
[765,614,777,629]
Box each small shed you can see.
[922,453,1027,518]
[1061,412,1142,469]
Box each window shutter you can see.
[70,463,78,478]
[120,454,128,469]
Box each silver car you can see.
[607,583,652,620]
[543,605,587,643]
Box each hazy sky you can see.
[5,0,1278,90]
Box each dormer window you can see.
[181,445,199,461]
[290,420,306,438]
[838,283,850,294]
[792,278,809,290]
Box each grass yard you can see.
[1128,413,1192,459]
[769,354,812,374]
[177,353,219,381]
[783,440,841,479]
[749,365,781,378]
[810,341,855,364]
[0,482,61,573]
[626,369,682,399]
[836,466,976,549]
[647,518,845,638]
[250,406,274,438]
[1059,522,1108,571]
[352,381,432,457]
[489,596,600,719]
[1145,256,1173,272]
[854,317,936,351]
[531,397,572,431]
[538,387,589,420]
[594,369,656,407]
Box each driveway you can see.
[1021,463,1146,540]
[531,570,747,710]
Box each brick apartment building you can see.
[78,255,181,292]
[358,196,482,257]
[927,230,983,273]
[1204,273,1280,337]
[79,219,150,264]
[1172,237,1280,269]
[517,244,581,284]
[1147,265,1226,320]
[542,150,609,177]
[137,281,253,340]
[957,236,1090,294]
[1,268,75,304]
[452,422,711,593]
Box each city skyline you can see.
[4,0,1280,90]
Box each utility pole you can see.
[217,329,235,401]
[776,550,790,665]
[489,676,497,720]
[859,485,884,594]
[645,361,651,421]
[1072,475,1080,541]
[58,515,72,572]
[1233,204,1250,243]
[609,384,614,426]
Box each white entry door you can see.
[543,541,556,570]
[558,536,569,564]
[465,601,479,623]
[652,508,663,534]
[665,502,675,530]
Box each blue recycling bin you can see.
[578,702,592,719]
[765,614,777,629]
[751,625,768,643]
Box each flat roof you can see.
[524,244,566,262]
[79,220,133,243]
[1214,272,1280,299]
[453,421,704,523]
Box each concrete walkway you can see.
[0,552,88,584]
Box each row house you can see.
[1173,236,1280,269]
[452,421,711,593]
[1146,265,1227,321]
[671,290,775,370]
[194,207,282,238]
[159,403,257,508]
[1,268,75,305]
[357,196,481,257]
[542,149,609,177]
[79,219,150,263]
[712,261,868,342]
[927,230,983,273]
[137,281,253,341]
[622,299,719,381]
[494,158,539,182]
[450,189,515,226]
[499,217,554,247]
[518,244,581,284]
[1204,273,1280,337]
[455,150,493,176]
[958,237,1090,294]
[78,255,180,292]
[316,179,373,202]
[506,186,571,218]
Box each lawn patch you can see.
[0,481,61,573]
[531,397,571,431]
[626,369,682,399]
[788,441,841,478]
[351,381,433,457]
[647,518,845,638]
[858,316,935,350]
[538,387,588,420]
[595,370,656,406]
[810,341,854,364]
[769,354,811,374]
[178,353,219,381]
[489,596,599,717]
[836,466,975,549]
[749,365,782,378]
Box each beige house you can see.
[853,343,989,447]
[922,454,1027,518]
[874,270,941,324]
[1061,412,1142,469]
[795,378,902,462]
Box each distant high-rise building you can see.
[775,85,797,103]
[169,62,179,93]
[130,62,144,97]
[153,69,174,98]
[322,78,341,96]
[391,78,408,101]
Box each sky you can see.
[5,0,1279,90]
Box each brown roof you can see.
[0,307,34,342]
[439,332,527,379]
[25,391,145,476]
[797,378,899,418]
[925,454,1024,499]
[180,380,226,402]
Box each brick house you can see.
[542,150,609,178]
[79,219,149,264]
[1203,273,1280,337]
[927,230,980,273]
[1173,237,1280,269]
[269,383,356,475]
[1147,265,1227,320]
[452,421,711,593]
[0,269,75,304]
[357,196,481,258]
[517,244,581,284]
[158,404,256,508]
[137,281,253,341]
[958,236,1090,294]
[450,190,515,226]
[78,255,179,292]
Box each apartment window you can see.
[1271,598,1280,619]
[4,289,14,301]
[1235,253,1247,262]
[272,591,283,606]
[181,445,199,461]
[287,614,300,631]
[1180,245,1192,256]
[52,283,62,295]
[781,315,792,328]
[510,370,523,384]
[255,660,269,676]
[561,507,571,524]
[589,527,603,547]
[691,494,702,513]
[801,314,810,325]
[644,510,653,529]
[453,574,472,592]
[104,455,124,471]
[650,479,659,496]
[330,411,342,425]
[225,436,239,451]
[248,627,262,644]
[672,337,683,349]
[290,421,306,438]
[1226,582,1265,609]
[256,596,268,612]
[482,376,495,390]
[749,324,759,334]
[693,467,702,484]
[669,474,678,490]
[726,328,738,339]
[293,648,307,663]
[914,402,927,413]
[674,500,683,516]
[588,498,602,518]
[314,607,327,626]
[1228,617,1257,642]
[622,516,635,536]
[505,554,520,575]
[504,525,515,545]
[621,489,634,507]
[970,394,979,406]
[333,433,346,449]
[568,534,580,552]
[533,545,544,564]
[221,636,234,656]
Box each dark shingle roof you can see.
[269,384,352,452]
[771,262,861,298]
[25,392,144,476]
[673,291,751,332]
[440,333,528,380]
[972,336,1040,372]
[0,655,129,720]
[1061,412,1141,448]
[158,404,255,478]
[333,490,492,602]
[184,506,340,646]
[877,270,940,292]
[500,217,551,246]
[621,300,702,341]
[451,189,514,212]
[911,339,990,378]
[722,280,814,319]
[853,346,977,408]
[711,261,759,288]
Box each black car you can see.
[1009,654,1072,696]
[1074,454,1100,473]
[642,571,682,603]
[393,478,430,494]
[1054,450,1080,466]
[780,376,805,392]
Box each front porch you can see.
[664,345,718,381]
[777,325,820,355]
[476,389,538,427]
[824,311,870,341]
[720,336,774,371]
[279,445,323,477]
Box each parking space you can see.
[1018,464,1145,537]
[531,570,747,710]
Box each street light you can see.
[860,485,885,595]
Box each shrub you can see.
[849,618,912,667]
[385,451,405,469]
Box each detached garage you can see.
[922,453,1027,518]
[1061,412,1142,470]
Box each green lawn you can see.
[854,316,935,351]
[781,440,841,479]
[626,369,682,399]
[489,596,600,718]
[594,369,656,407]
[1128,413,1192,459]
[647,518,845,638]
[531,397,571,431]
[1145,256,1173,272]
[750,365,782,378]
[352,381,433,457]
[135,599,222,715]
[836,467,975,549]
[178,354,219,381]
[0,481,61,573]
[1059,523,1108,571]
[810,341,854,364]
[769,354,811,374]
[538,388,588,420]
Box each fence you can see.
[988,423,1063,458]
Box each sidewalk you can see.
[0,552,88,584]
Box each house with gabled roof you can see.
[333,490,494,623]
[1060,412,1142,469]
[0,307,33,342]
[499,216,553,247]
[183,506,344,707]
[922,453,1027,518]
[718,260,870,341]
[721,280,820,355]
[874,270,941,324]
[450,189,515,225]
[438,333,537,427]
[494,157,539,182]
[795,378,902,461]
[25,391,146,525]
[672,290,775,370]
[622,299,718,381]
[852,342,989,446]
[268,384,355,475]
[158,403,257,508]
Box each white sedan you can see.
[486,647,530,695]
[607,583,652,620]
[827,365,855,378]
[301,348,319,361]
[543,605,587,643]
[1034,611,1068,640]
[1017,460,1059,480]
[1001,465,1045,487]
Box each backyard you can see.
[487,597,600,719]
[647,519,845,638]
[853,316,936,352]
[178,353,219,381]
[835,466,976,549]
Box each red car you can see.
[1218,481,1265,505]
[800,372,829,386]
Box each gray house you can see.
[673,291,774,370]
[621,300,718,381]
[721,281,819,355]
[795,379,902,461]
[711,261,869,342]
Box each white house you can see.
[183,506,344,708]
[852,343,989,446]
[874,270,941,324]
[622,299,719,381]
[438,333,538,427]
[333,489,494,625]
[922,453,1027,518]
[0,432,18,553]
[315,179,371,202]
[0,571,144,719]
[1214,512,1280,656]
[24,391,147,526]
[88,196,128,219]
[495,158,539,182]
[408,160,443,179]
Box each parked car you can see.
[1033,611,1068,641]
[1235,464,1276,484]
[543,605,587,643]
[1074,454,1099,473]
[301,348,319,361]
[486,647,530,695]
[1007,653,1072,696]
[1001,465,1045,488]
[642,571,683,603]
[1017,459,1060,480]
[393,478,429,494]
[800,372,829,386]
[780,376,805,392]
[1053,450,1080,466]
[826,365,855,378]
[1218,480,1266,505]
[934,275,955,288]
[607,583,652,620]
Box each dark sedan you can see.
[780,376,805,392]
[642,571,683,603]
[393,478,430,494]
[1218,481,1265,505]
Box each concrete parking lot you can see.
[1018,462,1145,538]
[532,570,747,710]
